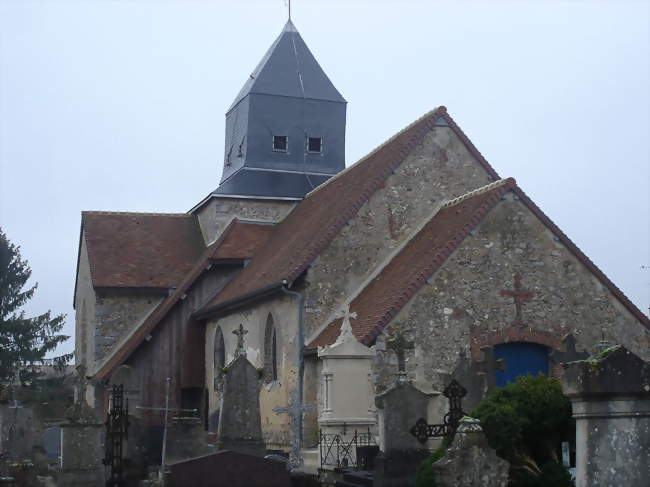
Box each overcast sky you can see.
[1,0,648,357]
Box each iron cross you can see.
[500,273,534,325]
[232,323,248,357]
[273,389,315,471]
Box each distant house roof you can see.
[195,107,496,317]
[80,211,205,291]
[308,178,650,349]
[94,219,274,381]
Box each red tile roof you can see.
[308,178,650,349]
[81,211,205,289]
[94,219,273,381]
[196,107,499,317]
[209,220,275,260]
[307,178,517,349]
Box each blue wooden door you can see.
[494,342,549,387]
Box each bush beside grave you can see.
[471,375,574,486]
[416,375,574,487]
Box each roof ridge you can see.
[304,106,446,198]
[441,178,515,209]
[82,210,189,217]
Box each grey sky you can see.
[1,0,648,357]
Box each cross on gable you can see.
[232,323,248,357]
[386,330,414,374]
[500,273,535,325]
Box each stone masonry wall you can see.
[93,292,162,364]
[205,294,298,451]
[374,192,648,397]
[304,125,495,341]
[196,197,296,245]
[74,236,96,372]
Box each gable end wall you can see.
[376,193,648,396]
[304,125,495,339]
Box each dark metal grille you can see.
[104,384,129,487]
[319,427,376,469]
[409,380,467,445]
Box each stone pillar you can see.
[59,421,105,487]
[59,367,105,487]
[561,345,650,487]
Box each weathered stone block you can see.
[217,355,265,456]
[562,346,650,487]
[430,419,508,487]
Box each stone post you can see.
[58,368,105,487]
[561,345,650,487]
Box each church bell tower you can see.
[214,20,346,199]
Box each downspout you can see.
[280,280,305,445]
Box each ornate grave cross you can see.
[273,389,316,471]
[409,380,467,444]
[550,333,589,365]
[232,323,249,358]
[500,273,535,325]
[386,330,414,381]
[333,305,357,344]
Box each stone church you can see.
[73,20,649,474]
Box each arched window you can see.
[264,314,278,382]
[213,327,225,390]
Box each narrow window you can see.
[307,136,322,153]
[272,135,288,152]
[213,327,225,390]
[264,314,278,382]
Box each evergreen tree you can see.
[0,229,71,395]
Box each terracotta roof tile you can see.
[209,221,274,260]
[82,211,206,289]
[197,107,467,316]
[94,219,273,381]
[307,178,517,348]
[308,178,650,349]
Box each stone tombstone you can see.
[42,427,62,461]
[374,381,433,487]
[317,306,376,437]
[216,354,264,456]
[0,405,34,461]
[561,345,650,487]
[430,417,509,487]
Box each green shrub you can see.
[471,375,574,486]
[415,436,452,487]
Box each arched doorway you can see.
[494,342,549,387]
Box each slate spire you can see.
[214,21,347,200]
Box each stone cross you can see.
[333,305,358,344]
[272,389,316,471]
[386,330,414,380]
[232,323,248,358]
[500,273,535,325]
